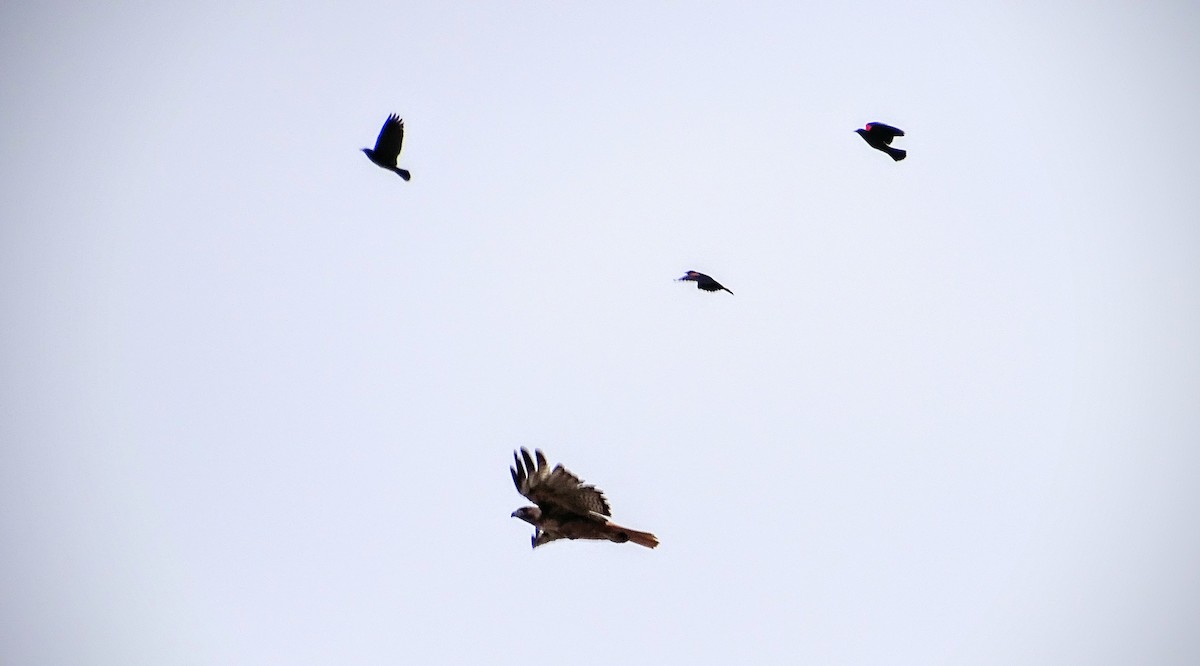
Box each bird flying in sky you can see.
[677,270,734,295]
[855,122,907,161]
[510,448,659,549]
[362,114,411,180]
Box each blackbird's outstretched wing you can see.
[679,271,734,294]
[865,122,904,143]
[511,448,612,519]
[373,114,405,164]
[698,276,729,292]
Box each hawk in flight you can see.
[677,270,734,294]
[510,448,659,549]
[362,114,412,180]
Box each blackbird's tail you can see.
[886,147,907,162]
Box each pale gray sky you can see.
[2,2,1199,664]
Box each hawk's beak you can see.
[510,510,520,518]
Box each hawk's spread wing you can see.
[532,528,567,548]
[373,114,405,164]
[511,448,612,519]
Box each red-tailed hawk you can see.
[510,448,659,549]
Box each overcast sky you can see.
[2,2,1199,664]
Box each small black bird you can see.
[362,114,411,180]
[677,270,733,294]
[855,122,906,161]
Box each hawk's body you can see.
[510,448,658,549]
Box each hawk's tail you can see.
[615,524,659,549]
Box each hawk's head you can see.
[511,506,541,525]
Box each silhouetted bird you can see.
[678,270,733,294]
[362,114,411,180]
[855,122,906,161]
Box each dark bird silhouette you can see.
[855,122,907,161]
[677,270,734,295]
[362,114,411,180]
[510,448,659,549]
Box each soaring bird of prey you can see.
[677,270,734,295]
[510,448,659,549]
[362,114,411,180]
[855,122,907,161]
